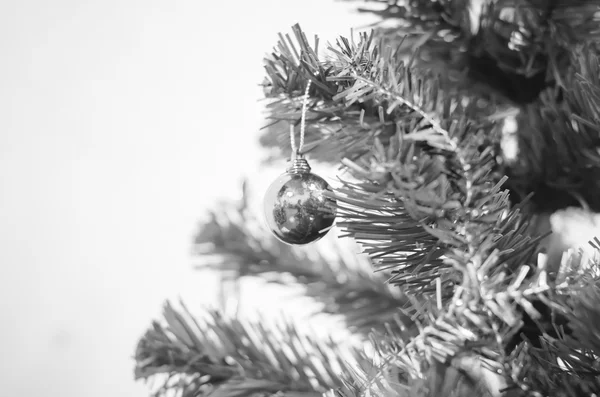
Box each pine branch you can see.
[261,25,382,164]
[261,24,500,164]
[347,0,469,32]
[252,6,600,395]
[135,301,368,397]
[135,302,500,397]
[332,178,450,297]
[391,238,600,395]
[325,60,536,292]
[353,0,600,68]
[507,46,600,212]
[263,26,543,393]
[322,66,600,394]
[263,24,525,294]
[346,1,600,107]
[503,264,600,395]
[193,195,407,335]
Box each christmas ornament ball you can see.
[264,158,336,245]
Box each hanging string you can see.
[290,79,312,159]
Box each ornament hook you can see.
[289,79,312,161]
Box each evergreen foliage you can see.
[135,1,600,396]
[192,199,406,334]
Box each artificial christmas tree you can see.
[134,1,600,396]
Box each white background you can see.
[0,1,376,396]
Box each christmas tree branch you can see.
[510,46,600,211]
[505,266,600,395]
[321,45,600,394]
[264,25,542,390]
[135,301,367,397]
[327,59,531,290]
[261,24,496,165]
[134,302,495,397]
[342,0,600,110]
[332,178,451,297]
[193,195,406,335]
[262,24,524,296]
[254,5,600,394]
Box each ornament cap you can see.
[286,156,311,174]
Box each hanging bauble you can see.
[264,156,336,245]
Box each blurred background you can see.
[0,1,376,396]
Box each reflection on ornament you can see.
[264,157,336,245]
